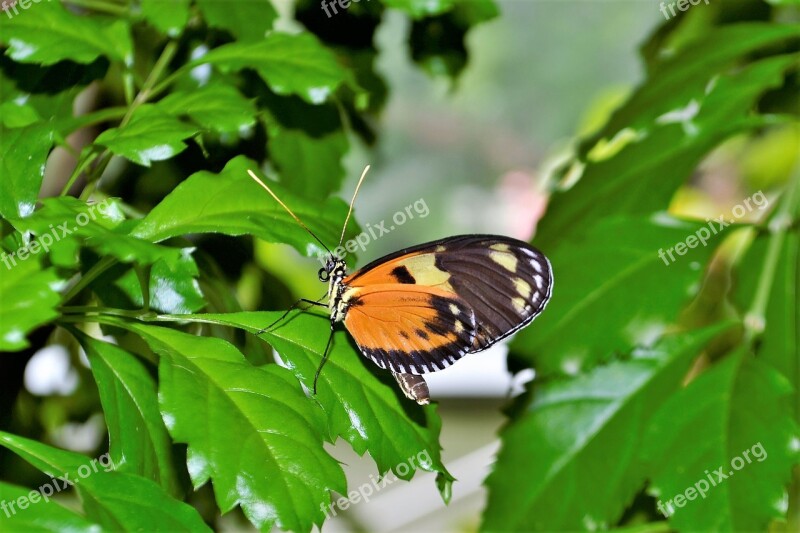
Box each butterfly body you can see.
[320,234,553,404]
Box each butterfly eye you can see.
[318,268,330,282]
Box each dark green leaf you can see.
[157,83,257,134]
[512,215,729,376]
[123,323,347,532]
[0,257,61,351]
[94,105,198,166]
[0,1,132,65]
[75,332,181,496]
[0,123,54,219]
[132,155,353,258]
[196,0,278,41]
[644,351,798,531]
[483,325,732,531]
[0,432,210,531]
[200,33,352,104]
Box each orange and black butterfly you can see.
[248,168,553,404]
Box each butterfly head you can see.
[318,256,346,283]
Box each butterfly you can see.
[248,167,553,404]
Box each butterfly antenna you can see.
[247,169,332,255]
[338,165,370,248]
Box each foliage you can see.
[0,0,494,530]
[484,5,800,532]
[0,1,798,533]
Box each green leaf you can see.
[141,0,190,37]
[267,123,349,200]
[123,323,347,532]
[644,351,799,531]
[184,311,453,486]
[0,481,101,531]
[0,432,210,531]
[200,33,351,104]
[0,1,132,65]
[512,215,729,376]
[0,257,61,351]
[383,0,455,18]
[75,332,180,496]
[0,123,54,219]
[94,105,198,166]
[482,325,732,531]
[538,52,798,252]
[132,155,352,258]
[9,197,183,267]
[734,230,799,387]
[196,0,278,42]
[588,24,800,148]
[157,83,257,134]
[111,248,205,314]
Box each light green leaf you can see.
[75,332,180,496]
[94,105,198,166]
[0,481,101,531]
[141,0,190,37]
[539,51,798,251]
[9,197,183,267]
[157,84,257,134]
[0,1,132,65]
[132,155,353,258]
[183,311,453,487]
[0,257,61,351]
[200,33,351,104]
[383,0,455,18]
[0,123,54,219]
[268,123,348,200]
[644,351,799,531]
[123,323,347,532]
[196,0,278,42]
[482,325,731,531]
[0,432,210,532]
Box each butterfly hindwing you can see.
[342,285,476,374]
[341,235,553,374]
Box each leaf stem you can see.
[79,41,179,201]
[60,256,117,304]
[743,166,800,343]
[64,0,129,16]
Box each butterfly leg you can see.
[256,294,328,335]
[392,373,431,405]
[312,325,336,395]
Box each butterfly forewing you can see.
[341,235,553,375]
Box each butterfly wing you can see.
[341,234,553,374]
[342,284,477,374]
